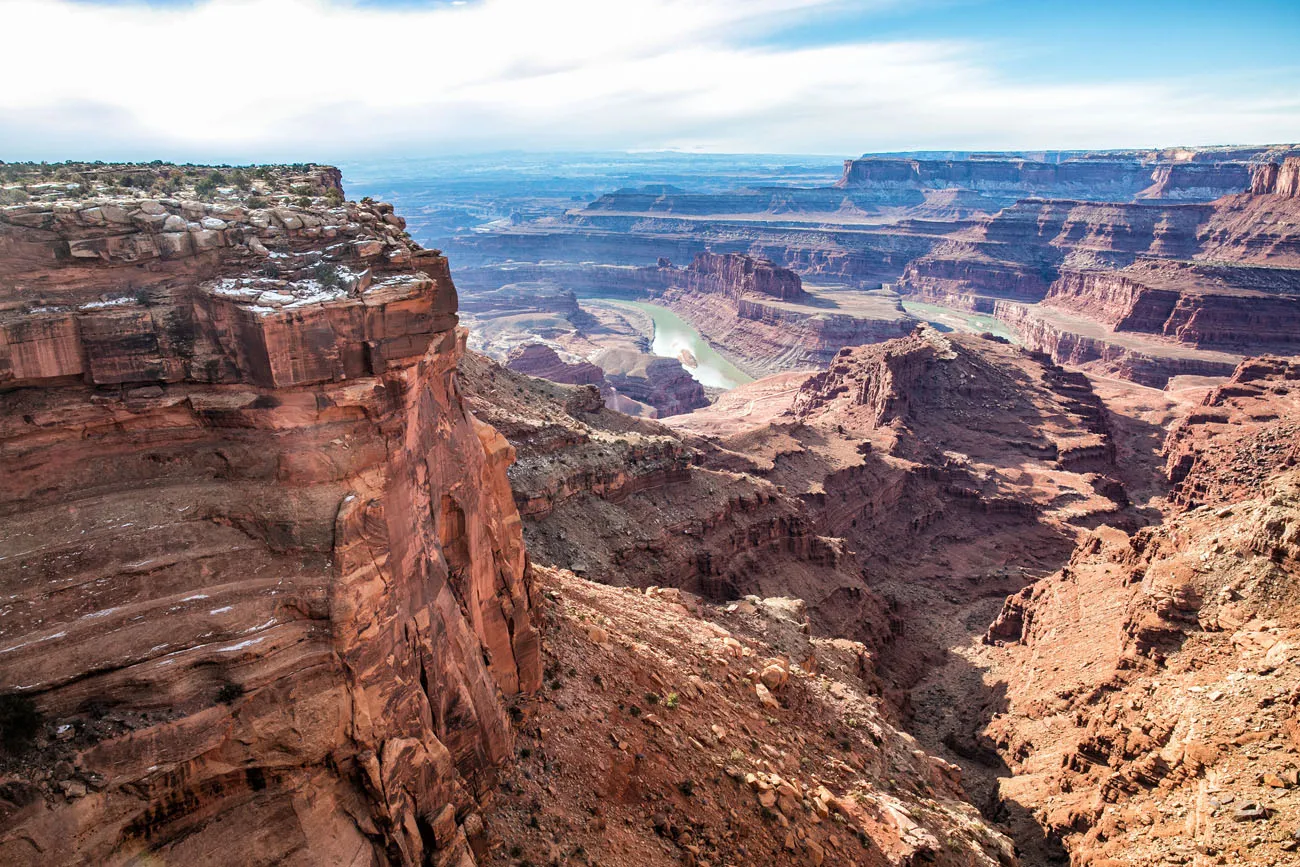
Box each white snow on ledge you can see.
[80,296,134,310]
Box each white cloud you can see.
[0,0,1297,161]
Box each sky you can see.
[1,0,1298,162]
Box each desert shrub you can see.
[311,262,346,290]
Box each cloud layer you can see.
[2,0,1299,161]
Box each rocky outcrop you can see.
[1138,161,1253,200]
[648,253,914,377]
[1163,355,1300,507]
[1198,161,1300,265]
[838,156,1151,201]
[670,328,1130,699]
[896,177,1300,385]
[1249,157,1300,197]
[896,199,1218,313]
[983,354,1300,865]
[591,348,708,418]
[1043,263,1300,351]
[505,342,604,386]
[993,300,1242,387]
[680,251,809,302]
[495,565,1020,867]
[0,165,539,867]
[658,289,914,377]
[790,327,1114,472]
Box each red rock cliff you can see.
[682,251,809,302]
[0,164,539,866]
[1249,156,1300,197]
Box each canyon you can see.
[3,153,1299,867]
[388,146,1300,397]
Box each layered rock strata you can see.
[505,342,604,386]
[837,148,1285,204]
[666,328,1132,699]
[656,253,915,377]
[458,352,890,646]
[0,164,539,866]
[897,157,1300,386]
[678,251,809,302]
[983,356,1300,864]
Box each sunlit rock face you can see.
[0,164,538,866]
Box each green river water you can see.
[615,301,754,390]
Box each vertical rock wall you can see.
[0,168,538,866]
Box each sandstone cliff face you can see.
[657,288,914,378]
[991,299,1242,387]
[1043,263,1300,351]
[983,356,1300,865]
[1198,158,1300,265]
[505,342,604,387]
[1249,157,1300,197]
[0,166,538,866]
[652,252,913,378]
[1137,161,1253,200]
[896,175,1300,387]
[838,157,1150,201]
[680,251,809,302]
[591,350,709,418]
[837,155,1254,204]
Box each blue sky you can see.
[766,0,1300,80]
[5,0,1299,161]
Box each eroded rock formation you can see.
[663,327,1134,710]
[896,156,1300,386]
[0,165,539,866]
[505,342,605,387]
[458,350,889,646]
[983,356,1300,864]
[656,253,914,377]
